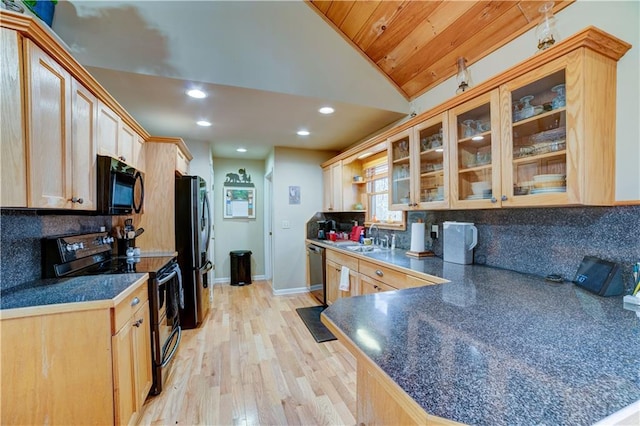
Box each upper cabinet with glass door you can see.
[388,113,449,210]
[448,90,501,209]
[499,50,620,206]
[388,129,413,209]
[413,113,449,209]
[501,63,568,206]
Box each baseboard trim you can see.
[213,275,266,285]
[272,286,310,296]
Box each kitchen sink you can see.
[345,245,387,253]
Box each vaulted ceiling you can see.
[308,0,574,99]
[50,1,574,160]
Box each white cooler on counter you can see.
[443,221,478,265]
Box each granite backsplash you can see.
[1,210,112,291]
[321,205,640,293]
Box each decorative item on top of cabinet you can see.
[388,112,449,211]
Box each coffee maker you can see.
[317,220,337,239]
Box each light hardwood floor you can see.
[138,281,357,425]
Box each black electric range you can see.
[41,232,182,396]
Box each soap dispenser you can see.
[359,229,365,244]
[391,233,396,250]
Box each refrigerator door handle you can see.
[202,191,211,254]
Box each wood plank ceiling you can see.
[308,0,575,100]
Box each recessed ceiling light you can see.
[186,89,207,99]
[297,130,310,136]
[471,135,484,141]
[435,148,444,153]
[236,148,247,153]
[319,107,335,114]
[197,120,212,127]
[357,152,373,160]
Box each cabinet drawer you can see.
[113,281,148,333]
[327,249,358,270]
[359,259,405,288]
[360,274,396,294]
[401,274,444,289]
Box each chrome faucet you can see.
[369,223,380,245]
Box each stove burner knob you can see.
[76,242,84,249]
[65,243,79,252]
[106,236,114,244]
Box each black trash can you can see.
[230,250,252,285]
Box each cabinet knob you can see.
[71,197,84,204]
[373,285,380,290]
[133,318,143,327]
[501,195,508,201]
[375,270,384,277]
[491,197,497,203]
[119,156,127,162]
[130,297,140,307]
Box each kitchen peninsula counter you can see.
[0,273,149,318]
[321,263,640,425]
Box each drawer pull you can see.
[373,285,380,290]
[130,297,140,307]
[375,270,384,277]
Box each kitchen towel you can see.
[339,266,350,291]
[410,222,425,253]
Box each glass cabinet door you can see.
[414,113,448,208]
[501,66,568,206]
[449,90,501,208]
[388,130,413,209]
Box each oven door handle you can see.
[157,268,178,286]
[160,325,181,368]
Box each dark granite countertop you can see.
[0,273,149,311]
[323,265,640,425]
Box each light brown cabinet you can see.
[449,48,620,208]
[0,277,151,426]
[326,249,359,304]
[388,113,450,211]
[322,161,343,211]
[176,146,190,175]
[1,28,27,207]
[323,247,444,301]
[112,283,152,426]
[22,39,96,210]
[98,101,145,170]
[448,89,502,209]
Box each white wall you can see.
[212,158,265,282]
[271,147,336,293]
[411,0,640,201]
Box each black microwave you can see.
[96,155,144,215]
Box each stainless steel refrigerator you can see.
[175,175,213,329]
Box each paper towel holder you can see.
[406,219,435,258]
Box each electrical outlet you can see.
[282,220,290,229]
[431,224,439,239]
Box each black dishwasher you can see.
[306,244,326,306]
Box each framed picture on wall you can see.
[224,187,256,219]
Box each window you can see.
[363,153,405,229]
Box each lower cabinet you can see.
[112,282,152,426]
[326,249,359,304]
[0,278,152,425]
[359,273,397,294]
[324,247,446,302]
[357,361,427,425]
